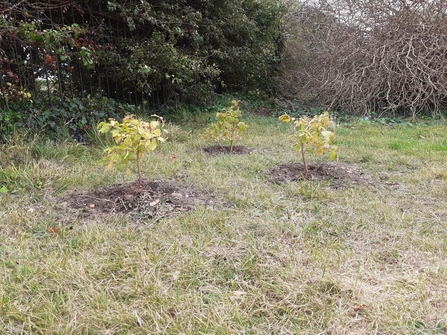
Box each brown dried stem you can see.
[275,0,447,117]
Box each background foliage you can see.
[0,0,285,135]
[3,0,447,138]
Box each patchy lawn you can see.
[1,115,447,334]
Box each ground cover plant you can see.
[1,112,447,334]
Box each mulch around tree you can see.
[267,162,377,188]
[203,145,254,155]
[57,159,375,223]
[58,179,231,221]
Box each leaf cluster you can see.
[280,111,338,163]
[97,115,167,176]
[0,83,32,107]
[0,96,139,138]
[203,100,247,150]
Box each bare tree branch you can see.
[275,0,447,117]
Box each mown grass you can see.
[1,114,447,334]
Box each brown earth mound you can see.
[267,162,377,188]
[204,145,253,155]
[59,179,230,221]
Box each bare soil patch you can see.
[267,162,377,188]
[203,145,254,155]
[59,179,230,220]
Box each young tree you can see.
[97,115,167,187]
[280,112,338,175]
[203,100,247,152]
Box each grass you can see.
[1,115,447,334]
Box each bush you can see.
[275,0,447,117]
[1,0,285,109]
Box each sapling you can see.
[97,114,167,187]
[279,111,338,175]
[203,100,247,152]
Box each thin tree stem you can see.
[137,151,142,187]
[230,122,236,152]
[301,143,308,175]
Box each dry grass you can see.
[1,116,447,334]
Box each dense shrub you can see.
[0,0,286,137]
[1,0,285,107]
[275,0,447,117]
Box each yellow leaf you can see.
[321,130,332,139]
[279,114,292,123]
[149,120,159,129]
[329,148,338,160]
[146,139,157,152]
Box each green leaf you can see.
[0,186,9,193]
[29,31,44,43]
